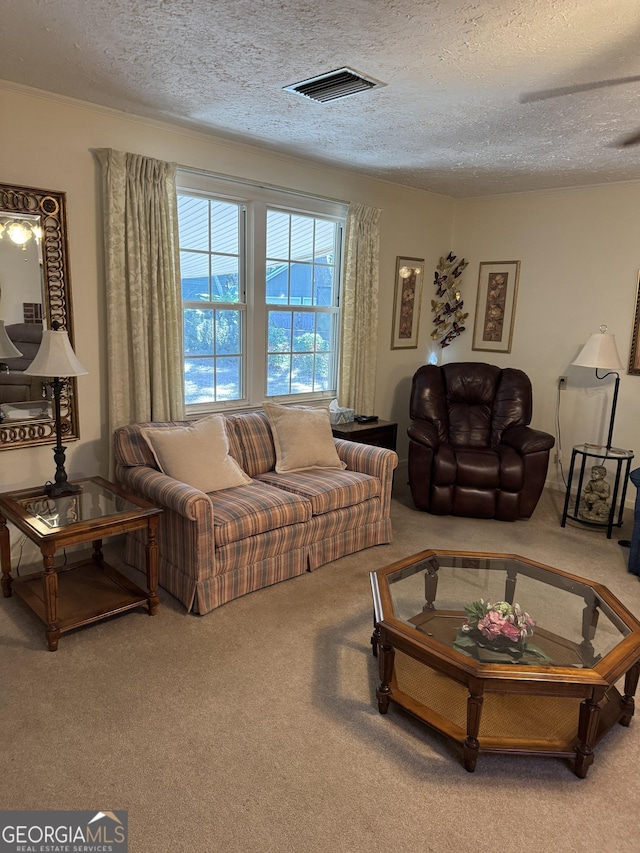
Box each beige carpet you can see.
[1,482,639,853]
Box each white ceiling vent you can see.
[284,68,385,103]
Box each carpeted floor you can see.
[1,481,639,853]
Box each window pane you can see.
[267,354,291,396]
[215,357,241,400]
[291,353,313,393]
[291,264,312,305]
[184,357,214,405]
[266,210,289,260]
[266,263,289,304]
[313,265,334,306]
[268,311,292,352]
[211,256,240,303]
[184,309,213,356]
[314,353,331,390]
[292,312,313,352]
[290,215,314,261]
[210,202,239,254]
[178,196,209,250]
[315,313,332,349]
[314,219,335,257]
[215,310,241,355]
[181,252,210,301]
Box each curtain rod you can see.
[177,164,349,207]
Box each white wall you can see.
[450,184,640,491]
[0,82,454,491]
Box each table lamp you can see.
[571,324,624,450]
[0,319,23,371]
[24,321,88,497]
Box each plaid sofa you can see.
[114,410,398,614]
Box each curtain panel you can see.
[95,149,184,472]
[339,202,381,415]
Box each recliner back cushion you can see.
[410,363,532,449]
[443,362,500,448]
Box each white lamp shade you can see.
[0,320,23,359]
[24,329,88,377]
[571,332,624,371]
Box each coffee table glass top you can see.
[15,479,141,531]
[375,551,632,669]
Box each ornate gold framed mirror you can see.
[0,183,79,450]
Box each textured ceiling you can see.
[3,0,640,197]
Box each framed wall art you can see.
[391,256,424,349]
[628,271,640,375]
[472,260,521,353]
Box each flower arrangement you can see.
[454,599,551,663]
[431,252,469,347]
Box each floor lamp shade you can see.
[571,331,624,372]
[24,328,88,378]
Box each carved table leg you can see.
[620,662,640,727]
[146,517,159,616]
[574,689,604,778]
[463,687,484,772]
[376,642,394,714]
[0,513,12,598]
[92,538,104,568]
[371,620,380,658]
[42,546,60,652]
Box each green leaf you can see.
[524,643,553,663]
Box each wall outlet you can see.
[558,375,567,389]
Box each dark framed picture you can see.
[391,256,424,349]
[628,271,640,375]
[472,261,520,353]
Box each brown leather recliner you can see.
[407,362,555,520]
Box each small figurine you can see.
[579,465,611,522]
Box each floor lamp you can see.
[24,322,88,497]
[571,324,624,451]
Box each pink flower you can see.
[477,611,505,640]
[500,620,523,643]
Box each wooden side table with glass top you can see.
[0,476,162,651]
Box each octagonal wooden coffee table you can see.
[370,550,640,777]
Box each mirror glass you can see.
[0,184,79,451]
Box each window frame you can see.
[177,170,346,414]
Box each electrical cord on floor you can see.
[555,381,568,489]
[14,536,26,578]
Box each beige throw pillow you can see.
[140,415,251,493]
[263,401,346,473]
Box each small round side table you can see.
[561,443,634,539]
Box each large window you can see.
[177,172,345,412]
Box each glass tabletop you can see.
[16,479,141,531]
[377,552,631,669]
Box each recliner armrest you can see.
[407,420,440,450]
[501,425,555,455]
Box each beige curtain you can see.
[339,202,381,414]
[95,149,184,467]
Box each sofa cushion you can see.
[140,415,251,493]
[263,401,346,473]
[255,469,379,515]
[211,481,312,546]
